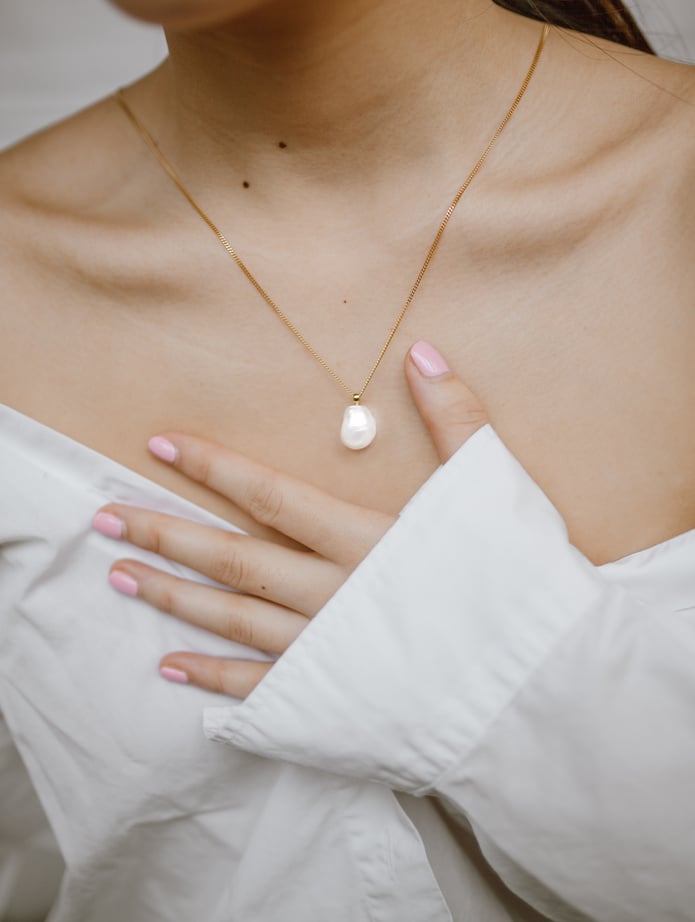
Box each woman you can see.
[0,0,694,919]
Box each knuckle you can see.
[224,605,257,649]
[155,582,178,616]
[211,537,247,587]
[246,472,284,527]
[207,664,228,696]
[187,447,214,488]
[440,398,487,430]
[143,518,165,557]
[144,570,185,617]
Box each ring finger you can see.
[110,560,309,655]
[94,504,342,615]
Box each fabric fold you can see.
[204,423,695,921]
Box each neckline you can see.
[1,401,694,569]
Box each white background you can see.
[0,0,694,149]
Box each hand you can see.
[92,340,488,698]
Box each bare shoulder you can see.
[626,47,695,291]
[0,98,123,298]
[0,84,186,320]
[0,91,161,268]
[0,90,177,410]
[1,95,132,221]
[550,25,695,371]
[1,98,115,377]
[540,22,695,261]
[557,22,695,159]
[549,17,695,98]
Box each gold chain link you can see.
[115,22,549,404]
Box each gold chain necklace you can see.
[115,22,548,451]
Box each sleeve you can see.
[202,423,695,922]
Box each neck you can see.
[130,0,544,205]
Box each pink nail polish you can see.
[92,511,125,539]
[160,666,189,684]
[148,436,178,463]
[409,340,450,378]
[108,570,138,597]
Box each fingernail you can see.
[160,666,189,684]
[148,436,178,463]
[92,511,125,539]
[108,570,138,597]
[409,340,450,377]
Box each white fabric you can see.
[1,403,694,921]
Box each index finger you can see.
[147,433,393,564]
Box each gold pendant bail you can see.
[352,393,361,403]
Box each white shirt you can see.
[1,403,694,922]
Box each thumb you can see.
[405,340,489,463]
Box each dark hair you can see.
[492,0,654,53]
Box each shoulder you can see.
[0,92,158,268]
[548,23,695,168]
[0,84,187,311]
[1,94,128,210]
[486,20,695,298]
[0,98,122,299]
[538,23,695,253]
[0,91,176,407]
[490,12,695,223]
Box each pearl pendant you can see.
[340,402,377,450]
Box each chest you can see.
[3,188,693,565]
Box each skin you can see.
[0,0,694,695]
[94,345,487,693]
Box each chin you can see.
[107,0,276,29]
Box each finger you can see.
[92,506,341,616]
[405,340,489,463]
[159,653,273,699]
[108,561,308,654]
[146,433,393,563]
